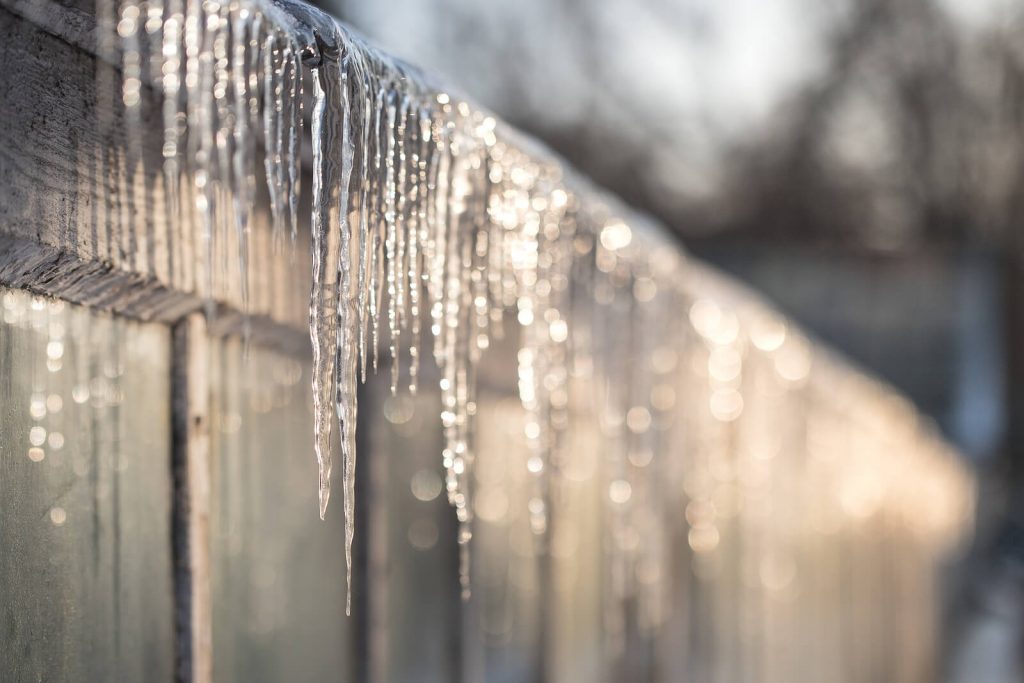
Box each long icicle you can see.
[331,55,358,617]
[309,45,342,522]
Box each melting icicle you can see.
[442,104,480,598]
[309,46,341,523]
[331,55,358,617]
[383,93,400,394]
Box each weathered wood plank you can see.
[0,288,176,682]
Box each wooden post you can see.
[172,313,212,683]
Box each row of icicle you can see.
[109,0,975,622]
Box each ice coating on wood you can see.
[111,0,976,624]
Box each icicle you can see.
[471,117,494,358]
[185,0,216,308]
[231,6,253,318]
[438,104,478,599]
[383,93,400,394]
[370,87,386,374]
[330,55,358,617]
[273,45,287,242]
[356,70,373,383]
[212,4,232,298]
[407,108,429,394]
[160,0,184,279]
[263,32,285,244]
[392,97,411,394]
[485,143,505,340]
[287,49,303,244]
[245,11,264,304]
[308,47,342,522]
[279,47,295,242]
[429,108,451,365]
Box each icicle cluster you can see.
[112,0,975,625]
[100,0,308,324]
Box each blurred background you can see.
[320,0,1024,678]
